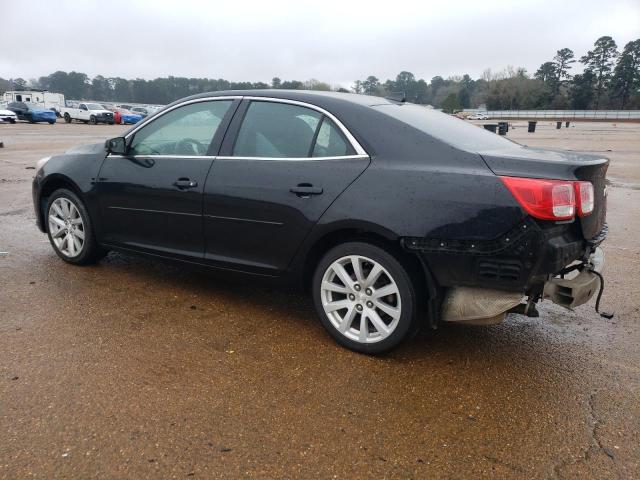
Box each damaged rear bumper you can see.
[441,248,605,325]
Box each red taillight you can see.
[575,181,594,216]
[500,176,582,220]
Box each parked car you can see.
[116,108,143,125]
[60,103,115,125]
[468,112,490,120]
[130,106,153,118]
[102,105,143,125]
[0,109,17,123]
[7,102,56,124]
[31,91,608,353]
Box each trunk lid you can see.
[480,146,609,240]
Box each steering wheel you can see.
[175,138,205,155]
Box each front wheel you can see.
[312,242,418,354]
[45,189,106,265]
[89,115,97,125]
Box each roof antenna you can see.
[385,91,406,103]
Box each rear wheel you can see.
[45,189,106,265]
[312,242,417,354]
[63,113,71,123]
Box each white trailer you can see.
[2,91,66,114]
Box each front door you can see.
[203,99,370,274]
[96,98,237,260]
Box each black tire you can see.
[48,120,55,125]
[312,242,418,354]
[64,113,71,123]
[45,189,107,265]
[108,121,114,125]
[9,119,15,124]
[89,115,97,125]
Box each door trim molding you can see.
[204,214,284,226]
[108,206,201,217]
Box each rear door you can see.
[202,98,370,274]
[96,97,239,259]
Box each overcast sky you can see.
[1,0,638,88]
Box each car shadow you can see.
[92,251,589,369]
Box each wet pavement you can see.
[1,121,638,479]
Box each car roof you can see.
[179,89,400,109]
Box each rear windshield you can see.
[374,103,515,152]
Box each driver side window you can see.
[129,100,232,156]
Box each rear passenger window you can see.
[233,102,321,158]
[312,118,351,157]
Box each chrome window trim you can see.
[123,96,242,140]
[241,96,368,157]
[215,154,369,162]
[122,94,369,159]
[106,153,369,162]
[106,154,217,160]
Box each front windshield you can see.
[86,103,105,110]
[374,103,516,153]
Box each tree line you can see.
[1,36,638,111]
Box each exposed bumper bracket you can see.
[543,247,608,311]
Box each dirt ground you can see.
[0,120,638,479]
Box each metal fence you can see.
[484,110,640,121]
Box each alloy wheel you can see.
[320,255,401,343]
[48,197,85,258]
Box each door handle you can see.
[290,184,323,197]
[173,178,198,189]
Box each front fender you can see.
[33,146,108,233]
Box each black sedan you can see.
[32,91,608,353]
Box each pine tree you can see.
[580,36,618,109]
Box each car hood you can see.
[65,143,105,154]
[89,109,113,115]
[0,109,16,115]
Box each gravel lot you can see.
[1,120,638,479]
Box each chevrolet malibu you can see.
[32,91,608,353]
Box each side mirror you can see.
[105,137,127,155]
